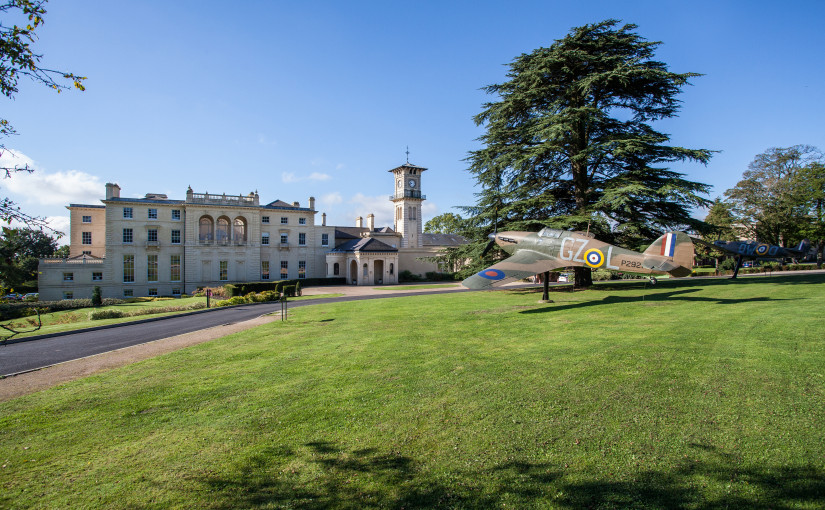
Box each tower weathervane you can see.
[405,146,410,164]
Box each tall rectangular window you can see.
[147,228,158,243]
[321,233,329,246]
[280,260,288,278]
[219,260,228,281]
[280,217,288,224]
[298,260,306,279]
[171,209,181,221]
[123,207,133,219]
[262,216,270,224]
[82,232,92,245]
[93,272,103,281]
[148,254,158,282]
[63,272,74,281]
[148,208,158,219]
[298,233,306,246]
[299,217,306,225]
[261,261,270,280]
[82,215,92,223]
[171,229,181,244]
[123,254,134,283]
[261,232,270,245]
[280,233,288,245]
[170,255,181,281]
[123,228,133,243]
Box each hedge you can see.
[225,278,346,297]
[0,298,126,321]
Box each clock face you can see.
[408,179,416,188]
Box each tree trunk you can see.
[573,266,592,288]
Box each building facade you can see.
[38,162,465,300]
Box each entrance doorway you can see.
[374,260,384,285]
[349,260,358,285]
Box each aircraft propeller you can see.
[481,233,497,257]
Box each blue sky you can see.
[2,0,824,241]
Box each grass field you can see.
[1,275,824,508]
[2,293,344,340]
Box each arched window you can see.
[216,217,230,244]
[199,216,214,242]
[233,217,247,244]
[333,262,340,275]
[389,263,394,275]
[362,263,368,277]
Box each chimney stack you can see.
[105,183,121,200]
[356,216,363,228]
[367,213,375,230]
[309,196,315,210]
[322,213,327,226]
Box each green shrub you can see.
[591,269,613,281]
[282,285,297,297]
[259,290,280,302]
[88,309,125,320]
[296,282,302,296]
[91,286,102,307]
[399,270,423,283]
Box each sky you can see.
[2,0,824,243]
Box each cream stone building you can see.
[38,162,465,300]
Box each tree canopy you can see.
[1,0,85,229]
[424,212,464,234]
[0,226,59,289]
[724,145,825,265]
[455,19,712,287]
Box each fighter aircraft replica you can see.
[693,238,809,278]
[462,228,695,290]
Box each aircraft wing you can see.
[462,249,562,290]
[690,237,732,254]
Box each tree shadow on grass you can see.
[195,440,825,509]
[520,288,798,314]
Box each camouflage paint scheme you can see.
[462,228,695,290]
[694,238,808,260]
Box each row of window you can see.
[329,262,394,276]
[262,216,306,225]
[122,207,308,225]
[62,288,183,300]
[122,207,182,221]
[63,272,103,282]
[123,254,181,282]
[121,227,327,246]
[120,255,305,282]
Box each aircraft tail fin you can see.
[643,231,694,277]
[796,239,810,253]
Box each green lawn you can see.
[373,283,461,290]
[2,294,343,340]
[1,275,824,508]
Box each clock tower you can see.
[389,162,427,248]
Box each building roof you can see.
[103,197,186,205]
[422,233,468,247]
[388,162,428,173]
[68,204,106,209]
[263,200,313,211]
[329,237,398,253]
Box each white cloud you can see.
[309,172,331,181]
[347,193,396,228]
[335,163,346,170]
[46,216,71,244]
[283,171,331,183]
[320,192,343,207]
[1,149,103,206]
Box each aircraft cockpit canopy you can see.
[537,228,563,239]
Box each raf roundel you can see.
[583,248,605,268]
[755,244,769,256]
[478,268,506,281]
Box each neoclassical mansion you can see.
[38,162,465,301]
